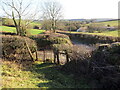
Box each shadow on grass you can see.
[29,62,89,88]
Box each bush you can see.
[92,42,120,65]
[89,42,120,88]
[2,35,37,60]
[61,45,93,75]
[30,33,72,50]
[61,42,120,88]
[88,23,106,33]
[2,18,14,26]
[33,26,40,29]
[59,32,120,44]
[52,43,72,52]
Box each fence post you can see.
[56,51,60,64]
[54,52,56,64]
[65,50,69,63]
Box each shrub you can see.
[30,33,72,50]
[61,45,93,75]
[61,42,120,88]
[2,35,37,60]
[2,18,14,26]
[61,32,120,44]
[88,23,106,33]
[92,42,120,65]
[52,43,72,52]
[90,42,120,88]
[33,26,40,29]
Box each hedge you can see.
[2,35,37,60]
[57,32,120,44]
[30,33,72,50]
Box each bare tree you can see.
[41,0,63,33]
[1,0,40,61]
[1,0,39,36]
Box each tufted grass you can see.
[2,59,90,88]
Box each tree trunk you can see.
[24,38,34,61]
[12,11,19,35]
[18,15,21,36]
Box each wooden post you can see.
[56,51,60,64]
[43,50,46,62]
[64,50,69,63]
[66,52,69,63]
[35,50,38,61]
[54,52,56,64]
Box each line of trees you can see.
[1,0,63,35]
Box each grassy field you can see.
[0,26,16,33]
[96,20,119,26]
[66,30,120,37]
[30,21,41,27]
[0,26,45,35]
[2,60,89,88]
[67,20,119,37]
[26,29,45,35]
[84,20,119,37]
[80,30,119,37]
[85,20,119,27]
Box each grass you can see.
[2,60,89,88]
[65,30,120,37]
[96,20,119,27]
[30,22,41,27]
[85,20,119,27]
[27,29,45,35]
[0,26,45,35]
[0,26,16,33]
[80,30,119,37]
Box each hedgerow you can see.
[2,35,37,60]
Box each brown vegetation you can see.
[2,35,37,61]
[57,31,120,44]
[61,42,120,88]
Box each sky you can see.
[58,0,119,19]
[0,0,119,19]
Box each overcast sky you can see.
[58,0,119,19]
[0,0,119,19]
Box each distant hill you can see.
[93,18,118,22]
[65,18,118,22]
[69,19,86,21]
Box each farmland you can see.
[95,20,118,26]
[69,20,119,37]
[0,26,45,35]
[61,27,119,37]
[67,30,119,37]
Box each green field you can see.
[66,30,119,37]
[26,29,45,35]
[0,26,45,35]
[85,20,119,27]
[96,20,119,26]
[2,60,89,88]
[30,21,41,27]
[79,30,119,37]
